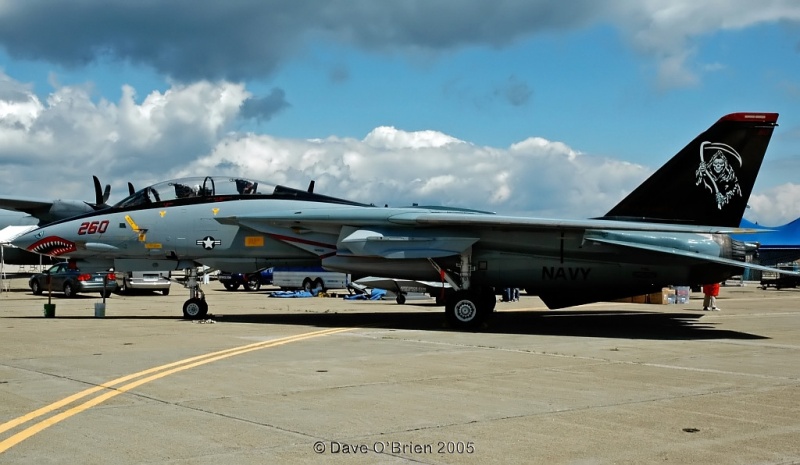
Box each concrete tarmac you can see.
[1,276,799,464]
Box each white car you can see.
[117,271,171,295]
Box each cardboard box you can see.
[674,286,690,297]
[647,292,662,304]
[648,287,675,304]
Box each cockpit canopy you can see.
[111,176,367,210]
[114,176,269,209]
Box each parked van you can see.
[117,271,171,295]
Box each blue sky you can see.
[1,1,799,225]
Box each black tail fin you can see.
[603,112,778,227]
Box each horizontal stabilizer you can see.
[0,197,53,214]
[587,236,800,277]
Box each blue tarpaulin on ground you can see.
[269,290,315,298]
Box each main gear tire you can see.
[445,290,490,329]
[182,298,209,319]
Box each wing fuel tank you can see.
[339,227,478,258]
[85,242,122,252]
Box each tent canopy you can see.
[0,225,37,245]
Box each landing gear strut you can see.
[429,253,496,329]
[182,267,208,319]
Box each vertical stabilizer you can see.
[603,113,778,227]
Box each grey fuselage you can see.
[12,180,741,309]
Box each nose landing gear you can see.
[181,267,208,319]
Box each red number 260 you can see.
[78,220,109,235]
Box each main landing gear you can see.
[428,254,496,330]
[444,289,496,329]
[181,267,208,319]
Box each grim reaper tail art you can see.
[695,142,742,210]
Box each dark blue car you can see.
[218,268,273,291]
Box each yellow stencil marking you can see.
[124,215,139,231]
[244,236,265,247]
[124,215,147,241]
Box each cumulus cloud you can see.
[1,1,797,87]
[1,73,798,223]
[609,0,800,89]
[747,183,800,226]
[0,75,250,197]
[0,71,36,104]
[173,127,649,218]
[0,73,650,218]
[0,71,47,155]
[363,126,463,149]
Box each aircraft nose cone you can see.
[10,227,78,257]
[9,228,41,250]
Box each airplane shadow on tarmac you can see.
[207,306,767,341]
[6,302,767,340]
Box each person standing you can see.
[702,282,721,311]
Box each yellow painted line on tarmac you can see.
[0,327,353,453]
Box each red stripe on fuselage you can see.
[267,233,337,251]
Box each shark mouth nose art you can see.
[27,236,78,256]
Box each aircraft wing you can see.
[0,196,53,215]
[217,209,761,235]
[219,212,481,259]
[587,236,800,277]
[218,209,772,260]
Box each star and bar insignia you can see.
[196,236,222,250]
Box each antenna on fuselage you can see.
[307,180,315,193]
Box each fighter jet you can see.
[12,112,798,328]
[0,176,114,266]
